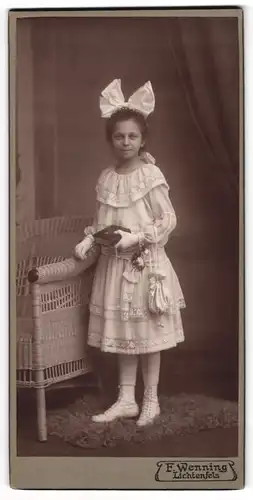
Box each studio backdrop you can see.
[16,16,240,400]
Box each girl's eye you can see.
[113,133,139,140]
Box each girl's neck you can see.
[115,156,143,174]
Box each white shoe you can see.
[136,399,160,427]
[92,400,139,423]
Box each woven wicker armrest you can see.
[28,246,100,285]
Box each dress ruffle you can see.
[95,163,169,208]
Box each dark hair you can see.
[105,107,148,151]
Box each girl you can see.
[74,79,186,426]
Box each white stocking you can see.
[118,354,138,402]
[137,352,161,426]
[141,351,160,389]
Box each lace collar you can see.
[96,163,169,208]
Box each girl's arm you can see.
[74,204,99,260]
[139,184,177,245]
[115,184,177,251]
[83,202,99,236]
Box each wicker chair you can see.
[16,216,100,441]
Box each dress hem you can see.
[88,334,185,355]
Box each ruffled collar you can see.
[96,162,168,208]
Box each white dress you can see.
[85,162,186,355]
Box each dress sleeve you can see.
[83,204,99,237]
[139,184,177,244]
[84,168,109,236]
[75,202,99,259]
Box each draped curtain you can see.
[167,17,240,201]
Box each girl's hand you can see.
[114,231,139,251]
[74,236,94,260]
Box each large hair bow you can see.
[100,79,155,119]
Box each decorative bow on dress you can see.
[99,79,155,118]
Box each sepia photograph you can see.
[9,7,244,489]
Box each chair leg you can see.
[36,386,47,442]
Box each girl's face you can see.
[111,119,144,162]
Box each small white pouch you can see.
[148,227,172,322]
